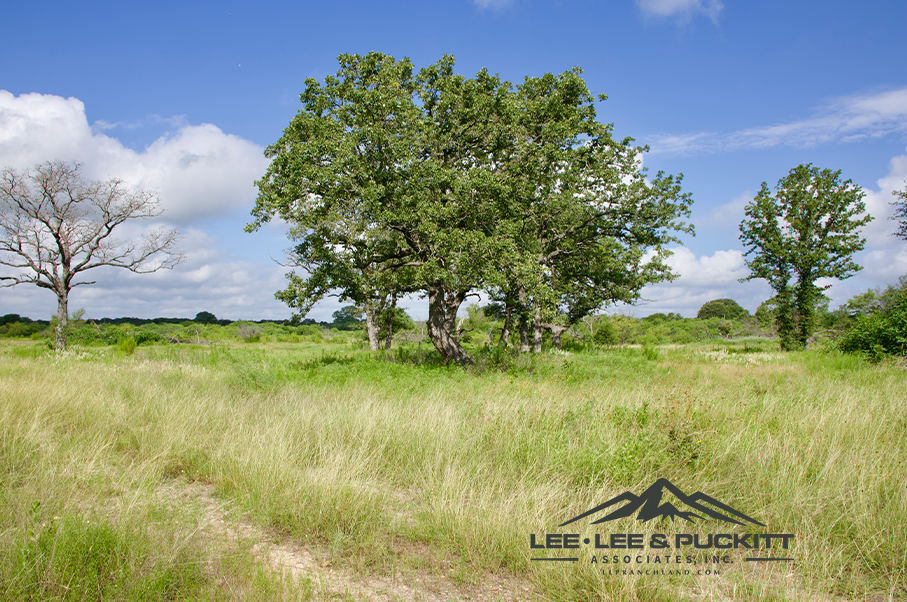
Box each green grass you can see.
[0,339,904,601]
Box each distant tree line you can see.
[0,309,354,341]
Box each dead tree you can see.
[0,161,183,349]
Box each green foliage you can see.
[739,164,872,350]
[117,337,137,355]
[0,314,22,326]
[0,318,45,338]
[696,298,749,320]
[641,312,684,324]
[133,330,162,345]
[249,52,692,365]
[235,322,262,343]
[193,311,217,323]
[835,277,907,358]
[481,302,506,322]
[64,325,117,346]
[841,288,883,318]
[592,320,617,345]
[754,298,777,329]
[378,306,414,338]
[332,306,364,330]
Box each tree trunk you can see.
[794,277,816,348]
[363,302,381,351]
[547,324,569,348]
[775,287,796,351]
[426,282,473,365]
[518,287,530,353]
[532,305,543,353]
[384,295,397,350]
[498,304,512,349]
[55,288,68,351]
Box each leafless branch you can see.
[0,161,184,349]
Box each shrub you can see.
[593,321,617,345]
[834,277,907,358]
[2,322,34,337]
[117,337,137,355]
[133,330,162,345]
[236,323,262,342]
[65,325,117,346]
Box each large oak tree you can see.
[249,53,693,364]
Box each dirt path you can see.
[157,480,540,602]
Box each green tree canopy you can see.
[739,164,872,350]
[249,52,692,364]
[696,298,749,320]
[194,311,217,324]
[332,306,369,331]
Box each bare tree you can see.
[0,161,184,349]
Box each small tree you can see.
[739,164,872,350]
[194,311,217,324]
[377,306,414,349]
[892,182,907,240]
[0,161,183,349]
[332,306,364,330]
[696,298,749,320]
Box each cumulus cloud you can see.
[648,87,907,156]
[636,0,723,24]
[626,247,764,316]
[0,91,286,320]
[0,226,292,321]
[851,149,907,282]
[661,247,748,286]
[0,90,269,223]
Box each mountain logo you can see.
[560,478,765,527]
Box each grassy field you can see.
[0,337,904,601]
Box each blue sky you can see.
[2,0,906,322]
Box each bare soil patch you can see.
[157,480,540,601]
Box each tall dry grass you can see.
[0,340,904,600]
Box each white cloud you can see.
[861,154,906,245]
[858,247,907,284]
[649,87,907,156]
[636,0,723,24]
[633,149,907,316]
[0,226,292,321]
[0,90,269,223]
[662,247,748,286]
[851,149,907,282]
[627,247,764,316]
[698,190,751,228]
